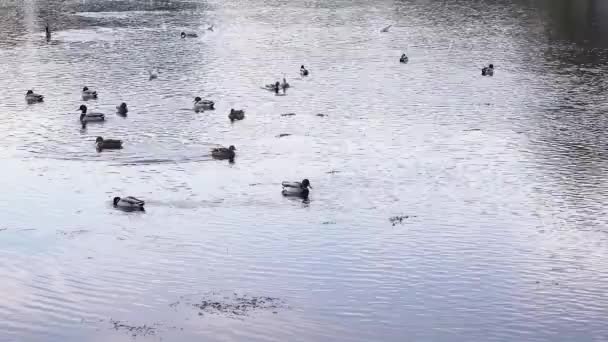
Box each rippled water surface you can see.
[1,0,608,341]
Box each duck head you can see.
[194,96,202,103]
[181,32,186,38]
[79,105,87,113]
[95,137,104,144]
[113,197,121,206]
[301,179,312,189]
[489,64,494,69]
[83,87,91,92]
[301,65,305,69]
[120,102,127,108]
[26,90,33,95]
[229,145,236,151]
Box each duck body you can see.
[211,145,236,160]
[25,90,44,103]
[282,179,312,198]
[300,66,309,76]
[193,97,215,112]
[116,103,128,115]
[228,109,245,121]
[78,105,105,122]
[82,87,98,99]
[148,69,158,80]
[400,55,409,64]
[113,196,145,210]
[45,25,51,41]
[482,64,494,76]
[96,136,122,150]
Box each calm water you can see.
[1,0,608,341]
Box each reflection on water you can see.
[1,0,608,341]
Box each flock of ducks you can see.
[28,23,494,211]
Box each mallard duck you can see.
[193,97,215,112]
[25,90,44,103]
[228,109,245,121]
[400,54,409,64]
[113,196,145,210]
[116,102,128,115]
[211,145,236,160]
[82,86,98,99]
[482,64,494,76]
[181,31,198,38]
[381,24,392,32]
[300,65,309,76]
[96,136,122,150]
[282,179,312,198]
[78,105,105,122]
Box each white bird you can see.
[25,90,44,103]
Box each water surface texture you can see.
[1,0,608,341]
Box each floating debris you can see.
[276,133,291,138]
[389,215,415,226]
[281,113,296,117]
[172,292,286,318]
[249,183,261,186]
[322,221,336,225]
[326,170,340,174]
[316,113,326,117]
[57,229,89,239]
[109,319,158,337]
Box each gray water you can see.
[1,0,608,341]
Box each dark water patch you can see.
[389,215,416,226]
[281,113,296,117]
[276,133,291,138]
[171,292,286,319]
[56,229,89,239]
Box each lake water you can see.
[1,0,608,341]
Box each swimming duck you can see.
[181,32,198,38]
[113,196,145,210]
[482,64,494,76]
[193,97,215,112]
[82,86,98,99]
[381,24,392,33]
[228,109,245,121]
[300,65,309,76]
[211,145,236,160]
[78,105,105,122]
[116,102,128,115]
[400,54,409,63]
[282,179,312,198]
[96,136,123,150]
[25,90,44,103]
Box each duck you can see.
[300,65,309,76]
[25,90,44,103]
[82,86,98,99]
[281,77,290,91]
[45,24,51,41]
[482,64,494,76]
[211,145,236,160]
[113,196,145,210]
[193,97,215,112]
[78,105,105,122]
[282,179,312,198]
[381,24,392,33]
[116,102,128,115]
[400,54,409,64]
[96,137,123,151]
[228,108,245,121]
[181,31,198,38]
